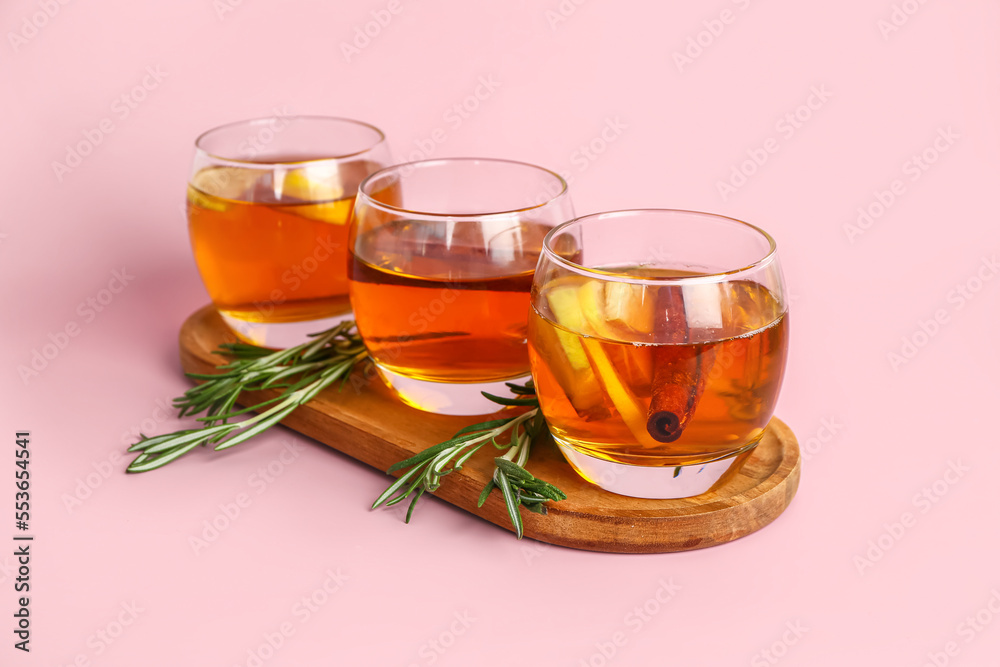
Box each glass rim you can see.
[541,208,779,285]
[356,157,570,218]
[193,115,387,167]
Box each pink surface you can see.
[2,0,998,664]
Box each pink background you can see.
[2,0,999,664]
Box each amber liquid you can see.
[187,160,392,324]
[528,273,788,466]
[348,220,550,383]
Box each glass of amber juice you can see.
[349,158,574,415]
[528,210,789,499]
[187,116,392,347]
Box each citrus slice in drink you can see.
[188,166,261,212]
[276,165,352,223]
[542,282,606,414]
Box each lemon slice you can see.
[275,165,357,224]
[579,337,659,447]
[577,280,618,338]
[546,284,594,368]
[188,166,261,212]
[186,185,227,212]
[531,315,603,413]
[542,282,605,412]
[279,165,345,202]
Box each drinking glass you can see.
[528,209,789,499]
[348,158,574,415]
[187,115,392,347]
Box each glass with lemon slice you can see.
[528,210,789,499]
[187,116,394,347]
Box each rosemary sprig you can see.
[126,324,567,539]
[126,321,367,473]
[371,381,566,538]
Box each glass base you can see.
[374,364,530,416]
[220,311,354,349]
[554,436,748,499]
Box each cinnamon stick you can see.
[645,285,713,443]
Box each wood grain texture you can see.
[180,305,801,554]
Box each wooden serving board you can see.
[180,305,800,554]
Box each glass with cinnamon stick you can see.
[528,210,789,499]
